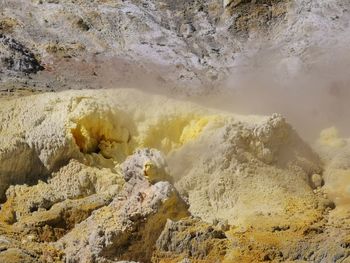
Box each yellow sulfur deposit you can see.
[0,88,323,226]
[0,88,225,199]
[139,114,223,153]
[179,115,223,145]
[0,88,348,262]
[318,127,347,148]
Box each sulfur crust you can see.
[0,88,230,199]
[0,88,325,229]
[1,88,349,262]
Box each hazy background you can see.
[190,46,350,141]
[135,43,350,142]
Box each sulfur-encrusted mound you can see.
[170,113,323,226]
[0,88,228,197]
[0,89,348,262]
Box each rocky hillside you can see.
[1,0,349,94]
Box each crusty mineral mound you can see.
[0,89,348,262]
[170,113,324,226]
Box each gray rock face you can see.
[121,148,170,184]
[2,0,349,94]
[0,34,43,75]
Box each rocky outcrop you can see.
[0,34,43,75]
[153,217,229,262]
[57,180,188,262]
